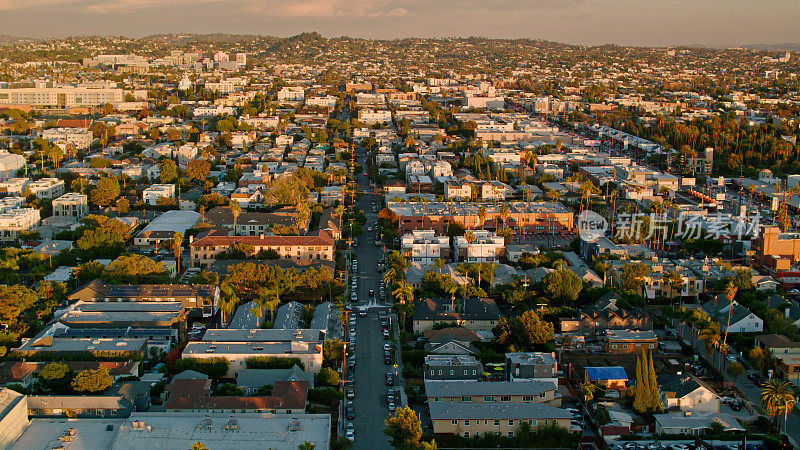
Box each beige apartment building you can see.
[189,230,335,268]
[429,402,571,438]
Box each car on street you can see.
[346,402,355,420]
[369,289,374,296]
[386,374,393,385]
[383,343,391,351]
[359,309,367,317]
[345,423,355,441]
[346,388,354,399]
[388,401,396,412]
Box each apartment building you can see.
[605,329,658,354]
[401,230,450,266]
[26,178,65,199]
[505,352,558,384]
[142,184,176,205]
[753,226,800,274]
[429,402,570,438]
[277,87,305,103]
[52,192,88,219]
[0,208,40,241]
[41,127,93,150]
[0,85,124,107]
[69,279,219,318]
[424,355,482,382]
[305,95,338,109]
[165,379,308,414]
[357,109,392,124]
[481,181,508,201]
[445,181,472,200]
[189,230,335,268]
[453,230,505,262]
[183,340,323,377]
[387,202,573,235]
[425,380,561,407]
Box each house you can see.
[26,178,65,199]
[424,355,482,382]
[52,193,88,219]
[445,181,472,200]
[659,374,720,413]
[133,210,201,248]
[235,365,315,395]
[412,297,502,334]
[401,230,450,267]
[654,412,743,436]
[142,184,176,205]
[27,395,132,418]
[453,230,505,262]
[429,402,571,438]
[701,297,763,333]
[505,352,558,384]
[763,294,800,328]
[423,327,480,355]
[560,292,650,334]
[480,181,508,201]
[606,330,658,354]
[68,279,219,318]
[424,380,561,407]
[584,366,628,390]
[754,333,800,356]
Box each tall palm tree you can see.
[172,232,183,275]
[218,284,239,325]
[229,202,242,236]
[256,287,281,323]
[432,258,445,275]
[698,324,721,356]
[722,281,738,348]
[761,379,797,432]
[392,280,414,305]
[383,268,398,289]
[499,204,510,230]
[477,206,487,231]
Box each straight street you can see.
[348,149,394,450]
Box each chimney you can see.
[786,307,791,319]
[189,235,194,244]
[260,234,264,239]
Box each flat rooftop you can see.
[10,418,125,450]
[388,201,571,216]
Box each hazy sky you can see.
[0,0,798,46]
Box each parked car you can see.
[346,402,355,420]
[345,423,355,442]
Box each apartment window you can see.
[438,370,442,376]
[508,432,514,438]
[529,419,536,425]
[451,420,457,425]
[430,370,434,376]
[434,397,441,402]
[622,344,628,349]
[523,395,534,402]
[473,370,477,375]
[463,432,469,438]
[649,344,655,349]
[508,420,514,426]
[494,420,500,426]
[500,396,511,402]
[540,392,547,398]
[612,344,617,349]
[461,396,472,402]
[484,396,494,402]
[464,420,469,426]
[450,370,454,375]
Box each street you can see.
[348,150,394,450]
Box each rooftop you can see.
[428,401,571,420]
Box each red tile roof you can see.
[190,229,334,248]
[164,379,308,411]
[55,119,93,129]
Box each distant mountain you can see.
[141,33,264,44]
[741,43,800,52]
[0,35,38,45]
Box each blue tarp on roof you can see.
[586,366,628,381]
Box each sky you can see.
[0,0,798,47]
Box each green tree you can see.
[217,284,239,325]
[71,368,113,394]
[186,158,212,183]
[727,362,744,387]
[115,197,130,214]
[662,269,684,301]
[392,280,414,305]
[39,362,72,393]
[90,177,121,207]
[621,263,651,295]
[542,268,583,304]
[494,310,554,350]
[383,405,423,449]
[189,443,208,450]
[298,442,316,450]
[159,159,179,184]
[172,232,183,273]
[316,367,340,387]
[761,379,797,431]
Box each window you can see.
[472,370,477,375]
[494,420,500,426]
[463,432,469,438]
[484,396,494,402]
[451,420,458,425]
[431,370,435,376]
[540,392,547,398]
[461,396,472,402]
[508,432,514,438]
[500,396,511,402]
[612,344,617,349]
[529,419,536,425]
[464,420,469,426]
[622,344,628,349]
[523,395,533,401]
[434,397,442,402]
[649,344,655,348]
[508,420,514,426]
[449,370,454,375]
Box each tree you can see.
[90,177,121,207]
[662,269,684,301]
[542,268,583,304]
[383,405,422,449]
[159,159,179,184]
[189,443,208,450]
[172,232,183,273]
[257,287,281,322]
[104,254,167,283]
[71,368,113,394]
[621,263,651,295]
[218,284,239,324]
[748,347,766,370]
[186,158,212,183]
[316,367,340,387]
[494,310,554,350]
[298,442,316,450]
[727,362,744,387]
[632,349,660,413]
[722,280,738,348]
[229,203,242,236]
[39,362,72,393]
[761,379,797,432]
[698,324,721,355]
[115,197,130,214]
[392,280,414,305]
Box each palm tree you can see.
[383,268,398,288]
[761,379,797,432]
[172,232,183,275]
[722,281,738,348]
[499,204,510,230]
[256,287,281,323]
[392,280,414,305]
[477,206,487,231]
[229,202,242,236]
[218,284,239,325]
[698,324,721,356]
[335,204,346,235]
[432,258,445,275]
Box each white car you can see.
[345,424,355,441]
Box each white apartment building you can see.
[193,105,237,117]
[305,96,338,109]
[0,178,30,195]
[143,184,176,205]
[358,109,392,125]
[0,208,40,241]
[401,230,450,266]
[26,178,65,199]
[175,143,199,165]
[0,85,124,107]
[481,181,508,201]
[40,128,93,150]
[429,160,453,178]
[277,87,305,103]
[445,181,472,200]
[0,153,26,181]
[0,196,25,213]
[356,93,386,106]
[465,95,505,109]
[52,192,88,219]
[454,230,506,263]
